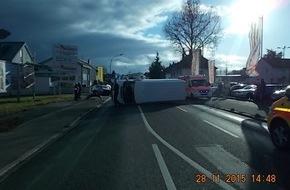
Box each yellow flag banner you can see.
[97,67,103,82]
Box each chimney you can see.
[88,59,91,64]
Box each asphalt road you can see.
[0,100,289,190]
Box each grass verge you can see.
[0,94,73,132]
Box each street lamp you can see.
[277,46,290,58]
[110,53,123,74]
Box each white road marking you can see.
[203,120,239,138]
[138,105,237,190]
[152,144,176,190]
[176,106,188,112]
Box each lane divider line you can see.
[176,106,188,112]
[152,144,176,190]
[203,120,239,139]
[138,105,237,190]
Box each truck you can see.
[111,79,187,105]
[178,75,212,99]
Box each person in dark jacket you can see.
[74,83,79,101]
[113,80,120,106]
[77,82,82,100]
[256,78,266,101]
[86,80,103,100]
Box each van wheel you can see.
[270,120,290,150]
[246,93,254,100]
[190,93,194,99]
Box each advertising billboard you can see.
[52,44,78,82]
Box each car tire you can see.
[246,93,254,100]
[190,93,194,99]
[270,120,290,150]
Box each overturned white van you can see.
[112,79,187,105]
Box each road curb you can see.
[0,97,111,182]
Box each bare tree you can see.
[263,49,282,59]
[163,0,222,56]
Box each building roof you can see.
[0,42,27,61]
[261,58,290,68]
[38,57,95,70]
[165,54,217,73]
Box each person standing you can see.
[256,78,266,101]
[113,80,120,106]
[260,78,266,101]
[74,82,79,101]
[86,80,103,100]
[77,82,82,100]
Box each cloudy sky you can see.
[1,0,290,74]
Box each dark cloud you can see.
[0,0,183,73]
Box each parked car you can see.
[101,84,111,96]
[262,84,288,102]
[231,84,257,99]
[271,85,288,102]
[228,83,247,96]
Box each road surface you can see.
[0,100,289,190]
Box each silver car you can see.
[231,85,257,99]
[271,86,287,101]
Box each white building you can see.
[164,54,217,82]
[36,58,97,93]
[255,58,290,84]
[0,42,35,95]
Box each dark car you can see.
[228,83,247,96]
[263,84,288,102]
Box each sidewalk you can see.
[205,97,269,122]
[0,96,111,181]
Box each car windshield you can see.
[2,1,290,190]
[191,79,208,87]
